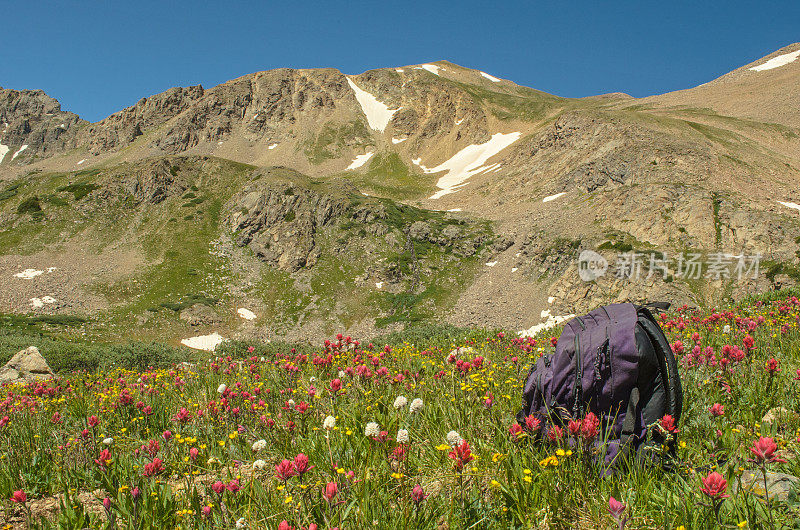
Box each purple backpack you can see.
[517,303,683,466]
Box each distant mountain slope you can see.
[634,42,800,128]
[1,49,799,344]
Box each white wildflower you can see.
[364,422,380,437]
[397,429,409,444]
[102,437,114,445]
[252,439,267,452]
[338,370,346,378]
[217,383,227,394]
[287,399,295,407]
[236,517,246,529]
[446,430,462,447]
[409,398,424,414]
[310,376,317,383]
[324,415,336,430]
[393,395,408,409]
[252,459,266,471]
[723,324,731,334]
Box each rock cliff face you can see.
[227,174,353,272]
[82,85,206,154]
[0,88,84,160]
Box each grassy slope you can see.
[0,156,494,346]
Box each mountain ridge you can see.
[1,47,799,345]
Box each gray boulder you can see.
[179,304,222,326]
[0,346,55,384]
[739,470,800,503]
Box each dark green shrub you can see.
[159,293,218,312]
[57,183,99,200]
[106,342,182,370]
[17,196,42,215]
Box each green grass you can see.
[335,152,435,201]
[0,182,22,202]
[157,294,219,312]
[57,183,100,200]
[303,121,370,164]
[449,80,568,123]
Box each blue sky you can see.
[2,1,798,122]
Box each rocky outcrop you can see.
[179,304,222,326]
[81,85,205,154]
[152,69,352,154]
[0,88,84,162]
[122,158,187,205]
[0,346,55,384]
[227,172,353,272]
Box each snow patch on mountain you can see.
[543,192,567,203]
[480,71,501,82]
[0,144,8,164]
[30,296,57,309]
[11,145,28,160]
[346,151,375,170]
[424,132,521,199]
[181,332,226,351]
[346,78,401,132]
[237,308,257,320]
[519,310,575,338]
[778,201,800,212]
[15,269,44,280]
[391,137,407,144]
[268,143,278,150]
[750,50,800,72]
[419,64,441,75]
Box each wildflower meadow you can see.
[2,294,800,528]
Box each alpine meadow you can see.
[2,14,800,528]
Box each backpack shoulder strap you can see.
[635,306,683,422]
